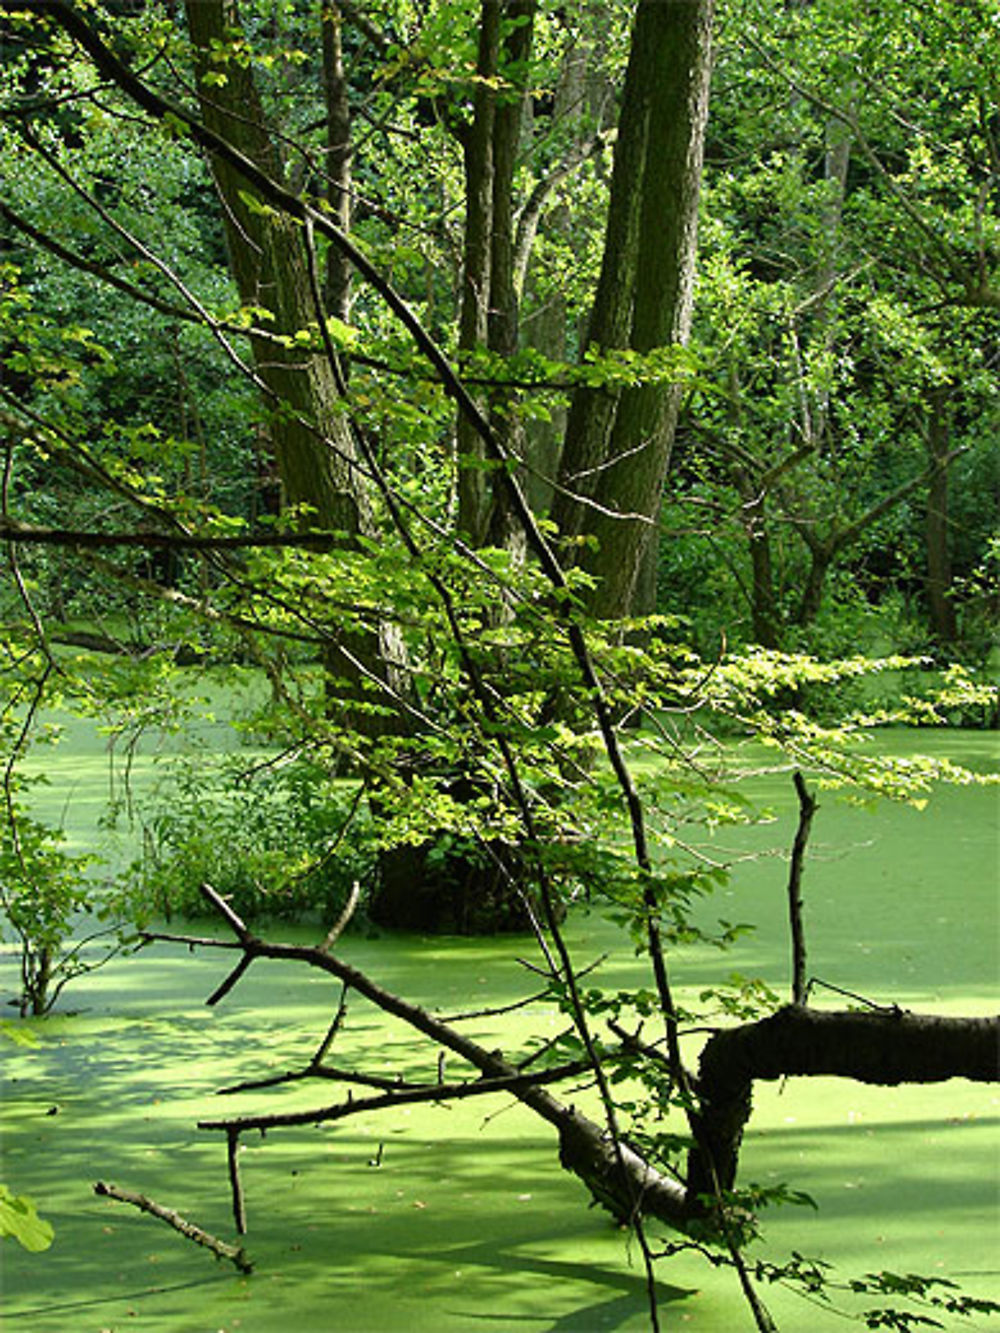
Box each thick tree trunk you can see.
[183,0,366,539]
[183,0,408,738]
[554,0,714,620]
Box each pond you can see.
[1,728,997,1331]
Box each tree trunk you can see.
[455,0,500,546]
[483,0,534,556]
[924,388,957,644]
[183,1,366,539]
[518,34,613,518]
[183,0,406,737]
[796,540,832,627]
[371,1,538,933]
[554,0,714,620]
[734,470,781,648]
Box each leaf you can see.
[0,1186,54,1252]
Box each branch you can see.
[787,772,816,1007]
[831,445,970,556]
[141,904,692,1229]
[226,1129,246,1235]
[0,516,341,551]
[688,1007,1000,1203]
[318,878,360,953]
[0,198,286,347]
[93,1181,253,1272]
[198,1060,592,1134]
[513,128,616,295]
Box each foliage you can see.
[0,790,109,1017]
[668,0,1000,657]
[0,1183,53,1253]
[126,753,373,926]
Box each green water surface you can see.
[1,728,997,1332]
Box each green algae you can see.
[1,730,997,1331]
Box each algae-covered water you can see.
[1,728,998,1331]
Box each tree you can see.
[552,0,713,620]
[661,0,999,655]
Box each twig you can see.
[198,1061,592,1134]
[215,1061,419,1098]
[206,953,254,1008]
[200,882,252,943]
[93,1181,252,1273]
[807,977,903,1015]
[319,879,361,952]
[313,984,350,1063]
[788,772,817,1006]
[227,1129,247,1235]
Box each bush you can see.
[0,799,106,1016]
[128,755,374,926]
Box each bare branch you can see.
[198,1059,595,1135]
[318,879,361,953]
[787,772,816,1007]
[93,1181,252,1272]
[0,516,341,551]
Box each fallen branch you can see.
[198,1060,594,1134]
[144,886,1000,1241]
[93,1181,253,1273]
[142,888,693,1227]
[687,1006,1000,1202]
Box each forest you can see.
[0,2,998,1331]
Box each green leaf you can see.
[0,1186,54,1252]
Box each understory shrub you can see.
[0,796,108,1016]
[128,755,375,925]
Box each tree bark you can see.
[322,0,353,324]
[455,0,535,552]
[183,0,367,541]
[455,0,501,545]
[687,1006,1000,1205]
[554,0,714,620]
[182,0,408,737]
[924,388,957,644]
